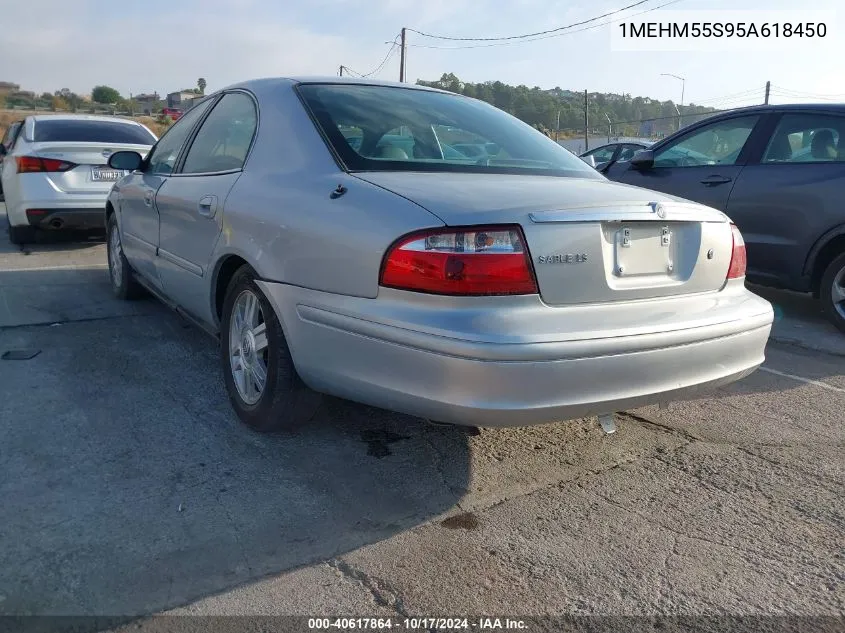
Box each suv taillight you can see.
[16,156,76,173]
[727,223,747,279]
[380,225,538,296]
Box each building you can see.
[134,92,163,115]
[0,81,20,96]
[166,91,199,108]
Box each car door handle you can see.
[197,195,218,218]
[700,175,732,186]
[143,191,154,206]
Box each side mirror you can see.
[108,150,143,171]
[630,149,655,169]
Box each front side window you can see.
[618,144,644,161]
[653,116,759,168]
[762,113,845,163]
[181,93,257,174]
[297,83,601,178]
[146,97,214,175]
[584,145,616,163]
[2,122,21,147]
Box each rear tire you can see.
[8,225,35,245]
[220,265,322,432]
[820,252,845,334]
[106,214,144,300]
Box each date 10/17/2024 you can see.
[308,617,528,630]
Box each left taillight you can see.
[380,225,538,296]
[16,156,76,173]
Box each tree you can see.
[91,85,122,104]
[197,77,207,94]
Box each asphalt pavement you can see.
[0,202,842,632]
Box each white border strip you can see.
[759,367,845,394]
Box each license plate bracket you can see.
[614,224,675,276]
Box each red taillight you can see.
[727,223,747,279]
[380,225,538,296]
[16,156,76,173]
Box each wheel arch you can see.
[211,253,252,328]
[805,224,845,297]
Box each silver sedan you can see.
[104,78,774,432]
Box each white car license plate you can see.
[91,168,125,182]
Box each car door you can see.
[118,98,216,286]
[154,91,258,325]
[611,114,765,212]
[723,111,845,289]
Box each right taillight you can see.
[380,225,538,296]
[727,223,747,279]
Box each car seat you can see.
[811,129,836,160]
[376,145,409,160]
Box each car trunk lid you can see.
[356,172,734,305]
[27,142,152,194]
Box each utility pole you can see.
[555,109,561,142]
[605,113,612,142]
[583,89,589,152]
[764,81,770,105]
[339,65,344,77]
[399,28,407,83]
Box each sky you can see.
[1,0,843,108]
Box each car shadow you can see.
[0,266,471,625]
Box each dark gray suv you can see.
[604,104,845,333]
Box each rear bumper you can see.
[5,174,110,228]
[25,208,105,230]
[257,282,774,427]
[6,197,108,228]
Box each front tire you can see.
[8,224,36,245]
[220,265,322,432]
[106,214,144,300]
[820,252,845,334]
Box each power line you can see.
[407,0,685,50]
[342,34,401,79]
[407,0,654,42]
[691,87,765,106]
[770,85,845,101]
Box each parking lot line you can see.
[759,366,845,394]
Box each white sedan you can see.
[0,114,156,244]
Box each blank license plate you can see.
[91,168,125,182]
[614,224,675,276]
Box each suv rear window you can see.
[33,120,156,145]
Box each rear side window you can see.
[181,92,257,174]
[762,113,845,163]
[33,120,156,145]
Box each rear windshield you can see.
[33,119,156,145]
[297,83,602,178]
